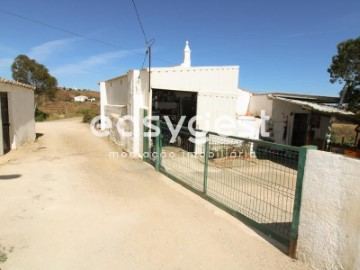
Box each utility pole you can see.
[148,43,151,93]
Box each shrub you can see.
[34,108,49,122]
[82,110,98,123]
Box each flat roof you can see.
[150,65,239,72]
[99,65,240,83]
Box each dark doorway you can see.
[0,92,11,154]
[152,89,197,126]
[152,89,197,152]
[291,113,308,147]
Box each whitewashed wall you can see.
[237,88,252,116]
[249,96,330,145]
[151,66,239,94]
[297,150,360,270]
[100,74,131,130]
[272,99,309,145]
[104,74,130,106]
[100,66,250,156]
[196,93,237,132]
[248,95,273,118]
[0,82,35,152]
[108,114,133,154]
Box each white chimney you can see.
[181,40,191,67]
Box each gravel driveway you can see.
[0,118,307,270]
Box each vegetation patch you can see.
[35,108,49,122]
[82,109,98,123]
[0,244,7,263]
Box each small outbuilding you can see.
[0,78,36,155]
[74,95,88,102]
[248,93,358,149]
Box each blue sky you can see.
[0,0,359,96]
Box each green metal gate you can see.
[143,118,315,256]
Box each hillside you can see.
[37,88,100,121]
[54,88,100,102]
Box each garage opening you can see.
[152,89,197,127]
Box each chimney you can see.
[181,40,191,67]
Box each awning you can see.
[271,96,360,123]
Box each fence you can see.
[143,118,314,256]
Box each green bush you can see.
[82,110,98,123]
[34,108,49,122]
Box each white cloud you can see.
[28,38,78,61]
[0,58,13,73]
[52,49,143,75]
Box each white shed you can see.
[0,78,36,155]
[248,93,356,149]
[100,41,253,156]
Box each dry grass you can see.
[332,123,359,145]
[37,89,100,120]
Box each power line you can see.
[0,9,129,51]
[0,8,176,65]
[129,0,155,96]
[130,0,148,44]
[140,49,149,70]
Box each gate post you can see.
[203,132,210,194]
[142,109,149,162]
[155,119,161,171]
[289,145,317,258]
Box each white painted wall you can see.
[0,81,35,152]
[196,93,238,132]
[100,66,246,157]
[272,100,309,145]
[297,150,360,270]
[237,88,252,116]
[99,81,107,130]
[104,74,131,107]
[248,95,273,118]
[249,96,330,145]
[130,70,142,156]
[151,66,239,94]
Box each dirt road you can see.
[0,118,307,270]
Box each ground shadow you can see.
[36,133,44,140]
[0,174,22,180]
[255,222,292,254]
[255,149,299,170]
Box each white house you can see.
[74,95,88,102]
[0,78,36,155]
[100,41,355,155]
[100,41,253,157]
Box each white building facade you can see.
[100,42,254,157]
[0,78,36,155]
[100,41,357,156]
[248,93,356,148]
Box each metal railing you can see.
[143,117,315,256]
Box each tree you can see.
[11,55,58,101]
[328,37,360,113]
